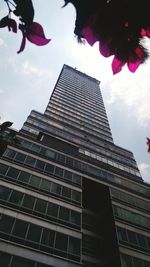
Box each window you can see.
[68,236,80,255]
[25,156,36,167]
[0,215,14,234]
[4,149,16,159]
[47,202,58,218]
[15,152,26,162]
[45,163,54,174]
[29,175,41,188]
[51,183,61,195]
[36,160,45,171]
[70,210,81,226]
[62,186,71,199]
[22,194,35,210]
[59,206,69,221]
[27,224,42,243]
[64,170,72,181]
[0,186,11,201]
[11,256,34,267]
[55,167,63,178]
[0,253,11,266]
[40,179,51,191]
[12,220,28,238]
[121,254,133,267]
[18,171,30,183]
[41,228,55,247]
[0,163,8,175]
[34,199,47,214]
[72,190,81,203]
[55,232,68,251]
[9,190,23,206]
[7,167,20,179]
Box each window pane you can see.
[12,220,28,238]
[29,175,41,188]
[55,167,63,178]
[18,171,30,183]
[7,167,20,180]
[62,187,71,199]
[25,156,36,167]
[121,254,133,267]
[55,232,68,251]
[40,179,51,191]
[4,149,16,159]
[64,170,72,181]
[15,152,26,162]
[68,237,80,255]
[137,233,147,248]
[127,230,137,244]
[0,163,9,175]
[0,186,11,201]
[9,190,23,206]
[117,227,128,242]
[41,228,55,247]
[0,215,14,233]
[59,206,69,221]
[36,160,45,171]
[72,190,81,203]
[11,256,34,267]
[51,183,61,195]
[22,194,35,209]
[45,163,54,174]
[47,202,58,218]
[72,174,81,185]
[45,150,56,159]
[133,257,143,267]
[70,210,81,226]
[0,252,11,267]
[34,199,47,214]
[31,143,40,153]
[27,224,41,243]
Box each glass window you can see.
[11,256,34,267]
[15,152,26,162]
[72,190,81,203]
[18,171,30,183]
[0,215,14,233]
[31,143,40,153]
[41,228,55,247]
[0,163,9,175]
[29,175,41,188]
[9,190,23,206]
[137,233,147,248]
[0,186,11,201]
[27,224,42,243]
[12,220,28,238]
[47,202,58,218]
[45,150,56,159]
[55,232,68,251]
[56,154,66,163]
[68,236,80,255]
[36,160,45,171]
[4,149,16,159]
[64,170,72,181]
[62,186,71,199]
[7,167,20,180]
[34,199,47,214]
[51,183,61,195]
[40,179,51,191]
[70,210,81,226]
[72,174,81,185]
[133,257,143,267]
[45,163,54,174]
[55,167,63,178]
[59,206,69,221]
[0,252,11,266]
[121,254,133,267]
[25,156,36,167]
[117,227,128,242]
[22,194,35,210]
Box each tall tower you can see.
[0,65,150,267]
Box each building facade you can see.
[0,64,150,267]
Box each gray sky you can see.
[0,0,150,183]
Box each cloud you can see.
[0,38,6,47]
[22,61,53,78]
[138,163,150,183]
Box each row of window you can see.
[0,185,81,229]
[0,214,81,261]
[3,148,82,191]
[0,163,81,204]
[121,253,150,267]
[79,148,140,177]
[0,252,51,267]
[110,188,150,212]
[113,206,150,229]
[117,226,150,253]
[4,145,149,200]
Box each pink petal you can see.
[140,28,150,37]
[127,60,141,72]
[17,24,26,53]
[99,41,113,57]
[112,57,125,75]
[127,47,144,72]
[82,25,98,46]
[27,22,51,46]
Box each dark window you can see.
[72,190,81,203]
[41,228,55,247]
[127,230,137,244]
[7,167,20,180]
[15,152,26,162]
[137,233,147,248]
[25,156,36,167]
[12,220,28,238]
[47,202,58,218]
[31,143,40,153]
[56,154,66,163]
[18,171,30,183]
[27,224,42,243]
[59,206,69,221]
[0,186,11,201]
[117,227,128,242]
[68,236,80,255]
[40,179,51,191]
[45,150,56,159]
[72,174,81,185]
[64,170,72,181]
[62,186,71,199]
[55,167,63,178]
[70,210,81,226]
[51,183,61,195]
[9,190,23,206]
[0,215,14,233]
[36,160,45,171]
[22,194,35,210]
[66,157,74,166]
[0,163,8,175]
[133,257,143,267]
[121,254,133,267]
[45,163,54,174]
[11,256,34,267]
[0,252,11,266]
[29,175,41,188]
[34,199,47,214]
[4,149,16,159]
[55,232,68,251]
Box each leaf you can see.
[0,16,17,33]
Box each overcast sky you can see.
[0,0,150,183]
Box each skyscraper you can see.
[0,65,150,267]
